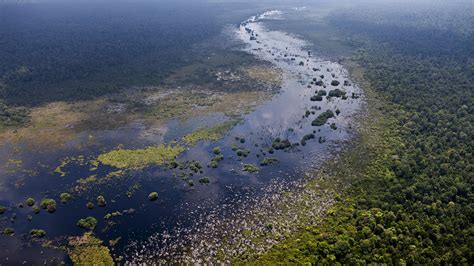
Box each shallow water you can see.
[0,8,363,264]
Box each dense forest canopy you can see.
[254,1,474,264]
[0,0,221,106]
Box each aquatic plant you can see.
[86,202,94,209]
[25,198,35,207]
[68,232,114,265]
[209,155,224,168]
[310,95,323,101]
[189,161,203,173]
[212,147,221,154]
[97,144,185,169]
[3,228,14,235]
[260,157,279,166]
[30,229,46,238]
[328,89,346,98]
[301,133,316,146]
[311,110,334,126]
[243,164,260,173]
[32,205,41,214]
[77,217,98,230]
[148,192,158,201]
[236,149,250,157]
[317,90,327,96]
[60,193,72,203]
[40,198,57,213]
[104,211,122,220]
[199,177,210,184]
[318,136,326,144]
[272,138,291,150]
[96,196,106,207]
[183,122,235,146]
[0,206,6,214]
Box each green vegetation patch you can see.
[183,121,236,146]
[77,216,98,230]
[311,110,334,126]
[242,164,260,173]
[97,144,185,169]
[30,229,46,238]
[68,232,114,265]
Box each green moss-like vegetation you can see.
[68,232,114,265]
[77,216,98,230]
[311,110,334,126]
[183,122,236,146]
[148,192,158,201]
[213,147,221,154]
[97,144,185,169]
[30,229,46,238]
[25,198,35,207]
[301,133,316,146]
[236,149,250,157]
[3,228,14,236]
[32,205,41,214]
[242,164,260,173]
[199,177,210,184]
[210,155,224,168]
[60,193,72,203]
[272,138,292,150]
[260,157,279,166]
[86,202,94,209]
[40,198,57,213]
[328,88,346,98]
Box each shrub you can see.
[311,110,334,126]
[60,193,71,203]
[25,198,35,207]
[148,192,158,201]
[77,217,98,230]
[199,177,210,184]
[30,229,46,238]
[212,147,221,154]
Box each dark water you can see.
[0,3,363,265]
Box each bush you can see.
[77,217,98,230]
[311,110,335,126]
[212,147,221,154]
[86,202,94,209]
[148,192,158,201]
[25,198,35,207]
[199,177,210,184]
[60,193,71,203]
[30,229,46,238]
[328,89,346,98]
[331,80,340,86]
[310,95,323,101]
[40,198,57,213]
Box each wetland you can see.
[0,1,367,264]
